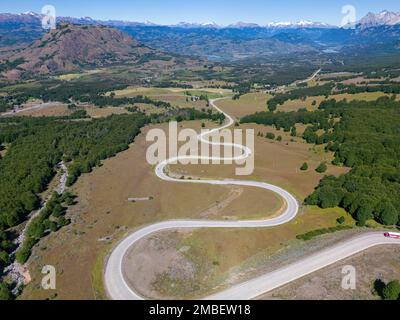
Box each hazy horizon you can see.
[1,0,399,26]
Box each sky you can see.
[1,0,399,25]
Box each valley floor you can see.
[20,99,354,300]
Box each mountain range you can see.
[359,10,400,27]
[0,10,399,67]
[1,10,399,31]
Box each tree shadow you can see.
[373,279,386,299]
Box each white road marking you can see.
[104,97,399,300]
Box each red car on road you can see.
[384,232,400,239]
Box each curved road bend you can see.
[104,98,399,300]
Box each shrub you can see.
[337,216,346,225]
[382,280,400,300]
[316,162,327,173]
[266,132,275,140]
[296,225,352,241]
[300,162,309,171]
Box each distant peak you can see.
[266,20,332,28]
[359,10,400,26]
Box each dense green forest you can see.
[242,96,400,226]
[0,112,143,298]
[336,83,400,95]
[0,104,226,286]
[16,192,75,264]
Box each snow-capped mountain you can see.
[266,20,333,29]
[175,21,220,28]
[228,22,261,28]
[358,10,400,26]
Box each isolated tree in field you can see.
[315,162,327,173]
[300,162,309,171]
[291,126,297,137]
[266,132,275,140]
[382,280,400,300]
[276,135,282,142]
[337,216,345,225]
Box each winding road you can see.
[104,97,399,300]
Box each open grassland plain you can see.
[107,86,232,98]
[277,92,390,112]
[217,93,272,119]
[1,101,133,118]
[260,245,400,300]
[149,95,210,111]
[19,99,352,300]
[105,86,233,111]
[54,69,106,81]
[18,118,285,300]
[1,101,71,117]
[123,115,352,299]
[84,106,130,118]
[173,122,349,200]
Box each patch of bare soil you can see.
[122,230,196,299]
[198,187,243,218]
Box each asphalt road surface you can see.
[104,97,400,300]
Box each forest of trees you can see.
[0,112,149,276]
[241,107,332,133]
[16,192,75,264]
[336,83,400,95]
[242,96,400,226]
[0,102,227,290]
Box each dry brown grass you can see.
[20,99,351,300]
[20,118,284,299]
[85,106,129,118]
[15,102,71,117]
[123,205,352,299]
[217,93,271,119]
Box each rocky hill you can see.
[359,11,400,27]
[0,11,400,64]
[2,23,170,79]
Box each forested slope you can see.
[242,96,400,226]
